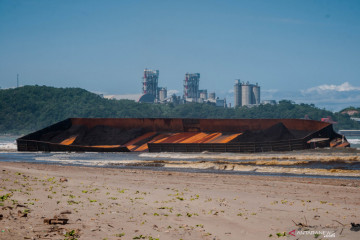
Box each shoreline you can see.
[1,162,359,239]
[1,148,360,179]
[4,160,360,180]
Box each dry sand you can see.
[0,162,359,240]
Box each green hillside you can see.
[0,85,359,134]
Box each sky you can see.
[0,0,360,111]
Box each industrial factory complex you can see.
[138,68,270,108]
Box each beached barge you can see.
[17,118,349,153]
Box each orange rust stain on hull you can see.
[180,132,209,143]
[216,133,242,143]
[121,131,243,152]
[87,145,121,148]
[154,132,197,144]
[124,132,157,146]
[132,143,150,152]
[60,136,77,145]
[198,132,222,143]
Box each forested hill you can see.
[0,85,359,134]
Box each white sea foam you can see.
[34,156,146,166]
[0,142,17,151]
[348,138,360,145]
[139,152,360,161]
[20,151,359,177]
[164,161,360,177]
[139,152,284,161]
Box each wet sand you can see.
[0,162,359,240]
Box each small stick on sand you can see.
[333,220,345,226]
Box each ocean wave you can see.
[348,138,360,145]
[34,156,146,166]
[7,151,356,177]
[32,156,360,177]
[139,152,360,162]
[0,142,17,151]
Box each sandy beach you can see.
[0,162,359,240]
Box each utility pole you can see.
[17,74,19,88]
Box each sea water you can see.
[347,136,360,148]
[0,135,18,151]
[1,136,359,179]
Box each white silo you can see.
[252,83,260,104]
[158,87,167,101]
[241,82,252,106]
[234,80,242,107]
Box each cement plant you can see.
[138,68,275,108]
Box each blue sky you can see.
[1,0,359,110]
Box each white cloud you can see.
[90,91,106,95]
[262,89,279,94]
[104,94,142,101]
[260,89,280,100]
[167,89,179,96]
[282,82,360,111]
[257,83,360,111]
[302,82,360,94]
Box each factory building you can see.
[139,69,226,107]
[208,92,216,100]
[234,80,260,107]
[182,73,225,106]
[140,69,167,103]
[142,69,159,98]
[183,73,200,102]
[199,89,208,100]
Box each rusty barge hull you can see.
[17,118,347,153]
